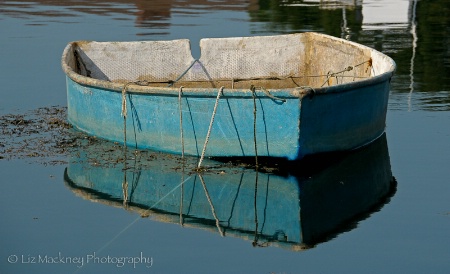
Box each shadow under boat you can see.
[64,134,396,251]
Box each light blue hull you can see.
[66,78,302,159]
[66,75,390,160]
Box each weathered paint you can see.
[62,32,396,160]
[66,77,301,158]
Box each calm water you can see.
[1,0,450,273]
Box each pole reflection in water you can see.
[64,134,396,251]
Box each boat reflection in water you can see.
[64,134,396,251]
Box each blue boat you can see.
[61,32,396,160]
[64,134,396,250]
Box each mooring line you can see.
[250,86,259,170]
[178,86,185,158]
[197,86,224,169]
[121,82,133,154]
[198,174,224,237]
[84,174,193,268]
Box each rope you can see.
[250,86,259,169]
[320,59,372,87]
[253,170,259,246]
[198,174,224,237]
[178,84,186,225]
[250,86,264,247]
[118,72,371,88]
[168,59,200,87]
[121,82,134,118]
[250,85,286,103]
[121,81,152,151]
[122,180,128,208]
[116,59,372,89]
[178,86,185,158]
[121,74,129,209]
[251,85,263,247]
[197,86,224,169]
[122,85,129,161]
[321,66,353,87]
[179,164,185,226]
[262,87,286,103]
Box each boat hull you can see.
[66,75,390,160]
[63,32,395,160]
[66,78,302,159]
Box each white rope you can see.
[86,174,193,266]
[251,86,259,169]
[121,82,134,118]
[122,181,128,207]
[198,174,224,237]
[121,83,130,159]
[197,86,224,169]
[178,86,185,158]
[179,174,184,226]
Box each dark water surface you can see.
[1,1,449,273]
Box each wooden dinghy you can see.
[61,32,396,160]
